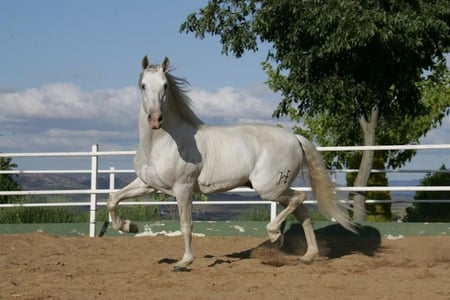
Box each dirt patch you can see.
[1,225,449,299]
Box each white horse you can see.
[107,56,355,271]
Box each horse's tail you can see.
[296,135,356,233]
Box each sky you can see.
[0,0,449,178]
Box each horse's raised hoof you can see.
[172,266,191,272]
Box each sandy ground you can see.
[1,224,449,300]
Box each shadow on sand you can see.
[224,223,382,267]
[280,223,382,258]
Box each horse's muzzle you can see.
[148,114,163,129]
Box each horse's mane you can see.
[166,72,204,128]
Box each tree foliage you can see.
[404,164,450,222]
[181,1,450,123]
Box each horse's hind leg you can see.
[266,189,305,246]
[290,203,319,262]
[267,190,319,262]
[107,177,156,233]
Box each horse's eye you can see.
[141,83,145,90]
[163,83,168,90]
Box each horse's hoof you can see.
[122,220,139,233]
[128,222,139,233]
[299,251,320,265]
[172,266,191,272]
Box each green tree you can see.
[346,151,392,221]
[181,0,450,221]
[404,164,450,222]
[0,156,21,204]
[297,68,450,220]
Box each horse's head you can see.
[139,56,170,130]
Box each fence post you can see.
[89,144,99,237]
[108,167,115,222]
[270,202,277,221]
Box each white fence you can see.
[1,144,450,237]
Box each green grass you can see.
[235,205,331,222]
[0,206,89,223]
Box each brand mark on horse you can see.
[277,170,291,185]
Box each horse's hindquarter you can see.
[196,125,302,195]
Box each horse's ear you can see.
[162,57,170,73]
[142,55,149,70]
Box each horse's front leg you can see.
[107,177,156,233]
[173,190,194,272]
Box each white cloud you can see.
[46,128,126,138]
[188,85,277,121]
[0,82,280,127]
[0,83,138,123]
[0,83,140,153]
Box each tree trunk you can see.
[352,105,379,222]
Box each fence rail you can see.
[1,144,449,237]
